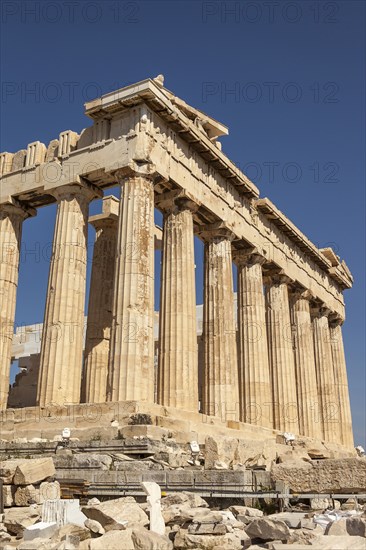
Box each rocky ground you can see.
[0,455,366,549]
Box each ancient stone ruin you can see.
[0,76,354,450]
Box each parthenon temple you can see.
[0,77,354,449]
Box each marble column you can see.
[235,251,272,428]
[37,183,101,407]
[312,306,341,443]
[265,273,299,433]
[201,227,239,422]
[107,173,155,403]
[329,316,354,447]
[157,198,198,411]
[82,196,119,403]
[0,201,35,410]
[290,290,322,439]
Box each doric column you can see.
[290,290,322,439]
[312,305,341,443]
[82,196,119,403]
[107,173,155,403]
[329,316,354,447]
[201,225,239,422]
[0,201,35,410]
[234,250,272,428]
[265,273,299,433]
[157,194,198,411]
[37,183,101,407]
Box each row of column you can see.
[0,175,353,448]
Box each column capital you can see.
[289,287,314,302]
[311,303,332,319]
[155,189,200,214]
[113,164,161,183]
[328,313,345,327]
[0,198,36,220]
[51,181,103,203]
[233,248,266,267]
[264,269,293,286]
[196,221,235,242]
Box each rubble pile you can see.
[0,455,365,549]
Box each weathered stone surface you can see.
[271,458,366,493]
[204,436,238,470]
[81,528,134,549]
[54,453,113,471]
[4,505,40,535]
[141,481,165,536]
[14,481,60,506]
[310,497,331,510]
[52,523,91,542]
[82,496,148,531]
[277,449,311,463]
[131,527,173,549]
[13,458,55,485]
[325,517,348,535]
[2,484,15,507]
[17,538,55,550]
[244,517,291,541]
[161,492,208,509]
[23,521,58,541]
[266,512,305,529]
[84,519,105,535]
[229,505,263,518]
[346,516,366,537]
[287,527,319,545]
[310,534,366,549]
[162,505,212,525]
[235,439,277,469]
[0,459,24,483]
[173,529,244,549]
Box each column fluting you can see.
[157,198,198,411]
[312,306,341,443]
[82,196,119,403]
[0,201,35,410]
[290,290,322,439]
[329,316,353,447]
[235,251,272,428]
[37,183,101,407]
[107,174,155,402]
[201,229,239,422]
[265,273,299,433]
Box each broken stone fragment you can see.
[84,518,105,535]
[13,458,56,486]
[244,517,291,541]
[82,496,148,531]
[3,505,40,536]
[161,491,208,509]
[23,521,58,541]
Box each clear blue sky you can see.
[1,1,365,445]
